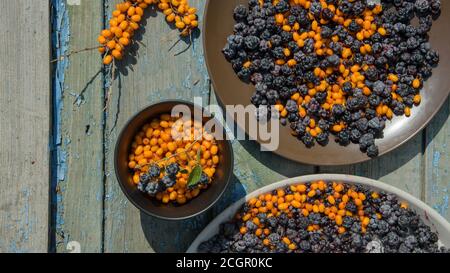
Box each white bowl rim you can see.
[187,174,450,253]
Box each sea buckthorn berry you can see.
[103,55,113,65]
[130,113,220,205]
[412,79,421,89]
[413,95,422,105]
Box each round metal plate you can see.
[203,0,450,165]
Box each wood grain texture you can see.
[54,0,105,253]
[0,0,50,253]
[103,0,211,253]
[48,0,450,254]
[425,97,450,220]
[320,133,424,199]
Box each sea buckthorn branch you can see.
[98,0,199,65]
[50,46,103,63]
[135,139,200,170]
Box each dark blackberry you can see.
[309,1,322,17]
[139,173,151,184]
[200,173,210,185]
[137,182,147,192]
[237,68,251,81]
[222,45,236,61]
[368,117,384,132]
[415,0,431,15]
[348,20,361,32]
[316,133,329,146]
[321,26,333,39]
[301,133,315,148]
[232,240,247,252]
[149,164,161,178]
[274,0,289,13]
[285,100,298,113]
[166,163,180,177]
[327,54,340,67]
[331,104,345,116]
[160,175,176,189]
[145,182,162,197]
[366,145,379,158]
[244,35,260,50]
[233,5,248,21]
[359,133,375,151]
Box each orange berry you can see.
[106,40,116,49]
[112,49,122,59]
[119,37,130,46]
[103,55,113,65]
[131,15,142,23]
[98,35,107,44]
[101,29,113,38]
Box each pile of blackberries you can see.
[137,163,179,196]
[198,182,448,253]
[223,0,441,157]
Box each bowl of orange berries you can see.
[115,100,233,220]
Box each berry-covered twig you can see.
[98,0,199,65]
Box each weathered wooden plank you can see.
[424,97,450,221]
[208,92,316,216]
[0,0,50,253]
[53,0,105,253]
[320,133,424,199]
[103,0,212,253]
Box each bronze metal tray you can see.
[203,0,450,165]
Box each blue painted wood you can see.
[52,0,105,253]
[425,97,450,220]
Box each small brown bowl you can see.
[114,100,234,220]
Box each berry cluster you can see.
[98,0,199,65]
[129,113,220,205]
[223,0,441,157]
[137,163,210,199]
[198,181,448,253]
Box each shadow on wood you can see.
[139,174,246,252]
[237,139,316,177]
[425,96,449,149]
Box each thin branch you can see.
[50,46,101,63]
[136,140,200,170]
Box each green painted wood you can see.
[54,1,105,253]
[425,97,450,220]
[0,0,50,253]
[103,0,212,253]
[320,133,424,199]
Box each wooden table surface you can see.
[0,0,449,253]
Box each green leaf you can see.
[180,169,189,174]
[187,165,203,188]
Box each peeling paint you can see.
[51,0,71,250]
